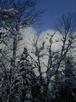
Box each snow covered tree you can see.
[10,47,37,102]
[0,0,38,102]
[0,0,38,69]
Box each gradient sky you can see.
[35,0,76,32]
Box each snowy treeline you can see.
[0,0,76,102]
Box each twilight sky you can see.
[35,0,76,32]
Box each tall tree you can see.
[0,0,38,102]
[10,47,37,102]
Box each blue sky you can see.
[0,0,75,32]
[35,0,76,32]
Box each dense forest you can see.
[0,0,76,102]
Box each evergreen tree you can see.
[10,48,36,102]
